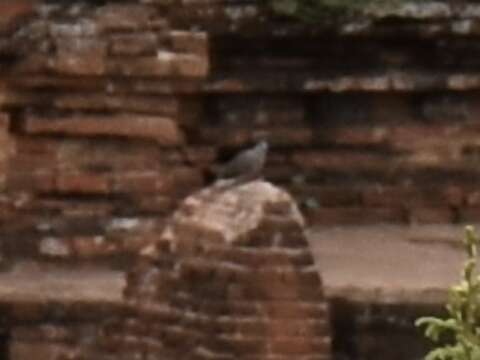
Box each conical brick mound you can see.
[96,180,332,360]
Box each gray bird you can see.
[216,140,268,181]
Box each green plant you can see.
[416,226,480,360]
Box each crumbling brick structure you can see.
[93,180,330,360]
[1,180,331,360]
[2,0,480,265]
[1,1,480,360]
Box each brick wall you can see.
[2,0,480,266]
[90,181,331,360]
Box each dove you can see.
[216,140,268,181]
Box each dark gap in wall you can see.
[330,299,358,360]
[0,330,9,360]
[210,34,480,76]
[7,109,25,134]
[330,301,446,360]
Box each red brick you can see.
[362,186,417,207]
[268,319,330,337]
[267,127,313,146]
[269,337,331,355]
[57,173,110,194]
[112,172,159,193]
[459,207,480,222]
[109,32,158,56]
[291,151,388,172]
[467,190,480,206]
[72,235,117,258]
[7,170,56,193]
[156,167,204,196]
[9,341,79,360]
[56,141,182,172]
[363,186,463,207]
[199,128,252,146]
[107,56,174,77]
[215,96,305,126]
[14,136,58,156]
[10,301,47,322]
[0,112,9,129]
[132,196,174,214]
[261,301,328,319]
[170,31,208,55]
[321,127,389,146]
[23,114,185,146]
[184,146,217,166]
[96,4,155,31]
[0,1,38,33]
[308,207,405,225]
[37,199,114,217]
[173,53,209,78]
[53,94,180,116]
[290,185,361,207]
[1,88,51,106]
[38,237,73,258]
[445,185,464,206]
[51,38,107,75]
[409,207,454,224]
[0,113,11,190]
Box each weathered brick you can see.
[214,96,306,126]
[156,167,204,195]
[96,4,156,31]
[51,37,107,75]
[184,146,217,166]
[170,31,208,55]
[131,196,174,214]
[409,207,454,224]
[9,341,79,360]
[0,0,38,34]
[53,94,180,116]
[0,113,12,190]
[363,186,463,207]
[112,172,159,194]
[107,56,174,77]
[109,32,158,56]
[10,301,47,322]
[459,207,480,222]
[466,190,480,206]
[268,319,330,337]
[7,170,56,193]
[23,114,185,146]
[269,337,331,355]
[291,185,361,207]
[57,173,110,194]
[261,301,328,319]
[290,151,388,172]
[72,235,117,258]
[39,236,73,258]
[12,325,72,342]
[307,207,405,225]
[173,53,209,78]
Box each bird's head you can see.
[257,140,268,153]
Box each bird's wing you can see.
[219,148,256,178]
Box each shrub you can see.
[416,226,480,360]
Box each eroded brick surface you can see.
[88,180,331,360]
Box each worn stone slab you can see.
[23,113,185,146]
[309,224,471,304]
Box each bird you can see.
[216,140,268,181]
